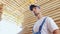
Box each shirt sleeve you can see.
[47,17,59,32]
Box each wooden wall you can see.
[0,0,60,34]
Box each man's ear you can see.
[31,11,34,15]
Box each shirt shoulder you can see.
[46,16,59,32]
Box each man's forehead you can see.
[33,6,40,9]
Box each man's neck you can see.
[36,14,43,20]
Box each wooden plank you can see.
[41,0,60,13]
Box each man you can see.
[0,3,22,34]
[29,5,60,34]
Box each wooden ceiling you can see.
[0,0,60,34]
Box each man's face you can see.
[32,7,40,16]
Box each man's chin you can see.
[35,13,39,16]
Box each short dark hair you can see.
[29,5,40,11]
